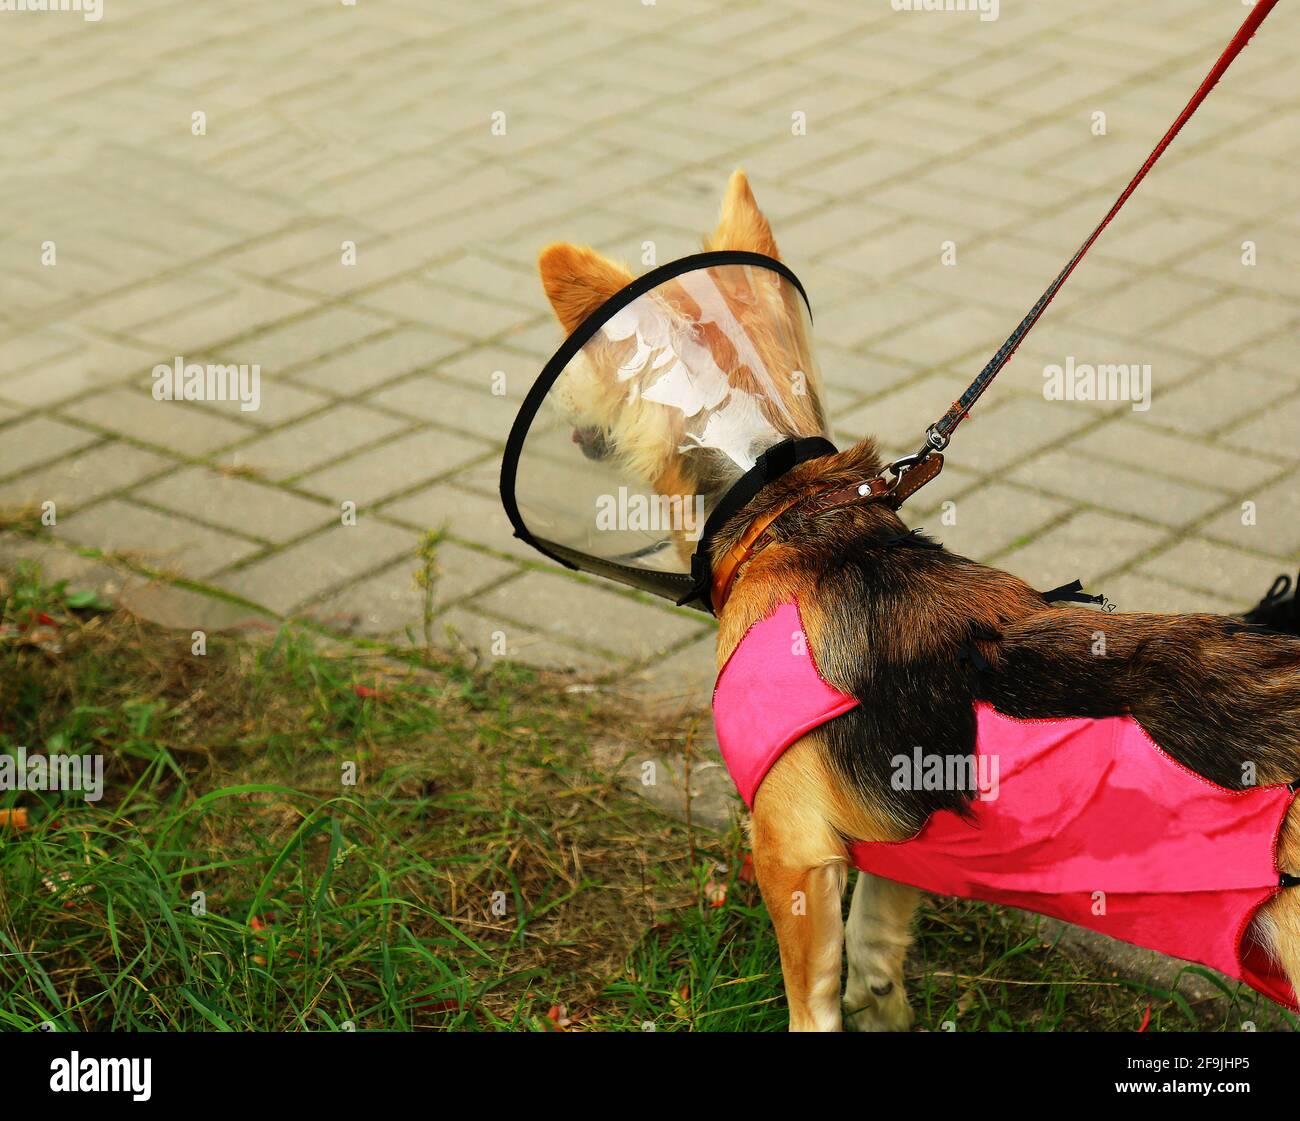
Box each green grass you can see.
[0,559,1292,1031]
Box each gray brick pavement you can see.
[0,0,1295,717]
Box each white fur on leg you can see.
[843,870,918,1032]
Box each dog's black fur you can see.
[717,441,1300,835]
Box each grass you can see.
[0,558,1293,1031]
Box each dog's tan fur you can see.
[538,170,1300,1031]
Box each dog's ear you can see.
[705,169,780,259]
[537,244,635,334]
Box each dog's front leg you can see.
[750,745,849,1032]
[843,871,918,1031]
[754,853,847,1032]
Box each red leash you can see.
[904,0,1281,466]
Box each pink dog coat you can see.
[713,600,1300,1009]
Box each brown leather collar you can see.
[710,453,944,614]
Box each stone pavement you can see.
[1,0,1297,724]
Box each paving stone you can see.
[1234,332,1300,381]
[221,222,381,279]
[56,499,261,578]
[0,337,161,408]
[999,510,1169,590]
[0,443,173,516]
[820,347,917,403]
[424,252,541,309]
[116,580,273,634]
[131,285,315,353]
[304,327,464,396]
[934,396,1095,474]
[820,217,980,284]
[934,482,1072,564]
[366,376,517,444]
[475,569,709,662]
[186,378,332,428]
[0,416,99,480]
[278,224,465,295]
[433,606,613,673]
[834,372,971,446]
[629,634,720,714]
[1143,366,1290,440]
[72,276,233,335]
[811,282,952,352]
[218,404,410,480]
[1219,391,1300,454]
[214,519,420,615]
[1177,228,1300,301]
[1149,294,1295,361]
[0,327,82,377]
[1065,274,1221,338]
[306,542,519,639]
[379,483,537,560]
[1200,474,1300,560]
[356,279,538,340]
[1138,538,1293,601]
[1069,420,1281,494]
[1008,449,1226,528]
[434,344,541,400]
[133,466,335,543]
[59,387,255,456]
[239,307,395,372]
[0,533,133,601]
[295,429,494,507]
[871,302,1022,370]
[1099,571,1253,618]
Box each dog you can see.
[534,170,1300,1031]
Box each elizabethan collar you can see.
[501,252,835,612]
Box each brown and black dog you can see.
[537,170,1300,1031]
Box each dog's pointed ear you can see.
[705,169,779,259]
[537,244,635,334]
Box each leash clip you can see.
[888,425,948,478]
[878,449,946,509]
[884,449,929,480]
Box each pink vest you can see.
[712,599,1299,1010]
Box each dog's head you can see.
[536,170,828,512]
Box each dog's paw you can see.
[843,980,914,1032]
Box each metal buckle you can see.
[884,449,928,482]
[882,425,949,484]
[924,424,950,452]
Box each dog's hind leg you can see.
[843,871,919,1032]
[749,736,850,1032]
[1252,802,1300,1012]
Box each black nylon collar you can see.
[678,435,838,613]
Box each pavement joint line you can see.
[231,420,435,484]
[0,432,113,488]
[104,492,276,551]
[0,528,280,622]
[0,450,179,520]
[428,600,636,680]
[48,405,263,454]
[0,217,329,340]
[194,506,421,581]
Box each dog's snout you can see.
[572,426,611,461]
